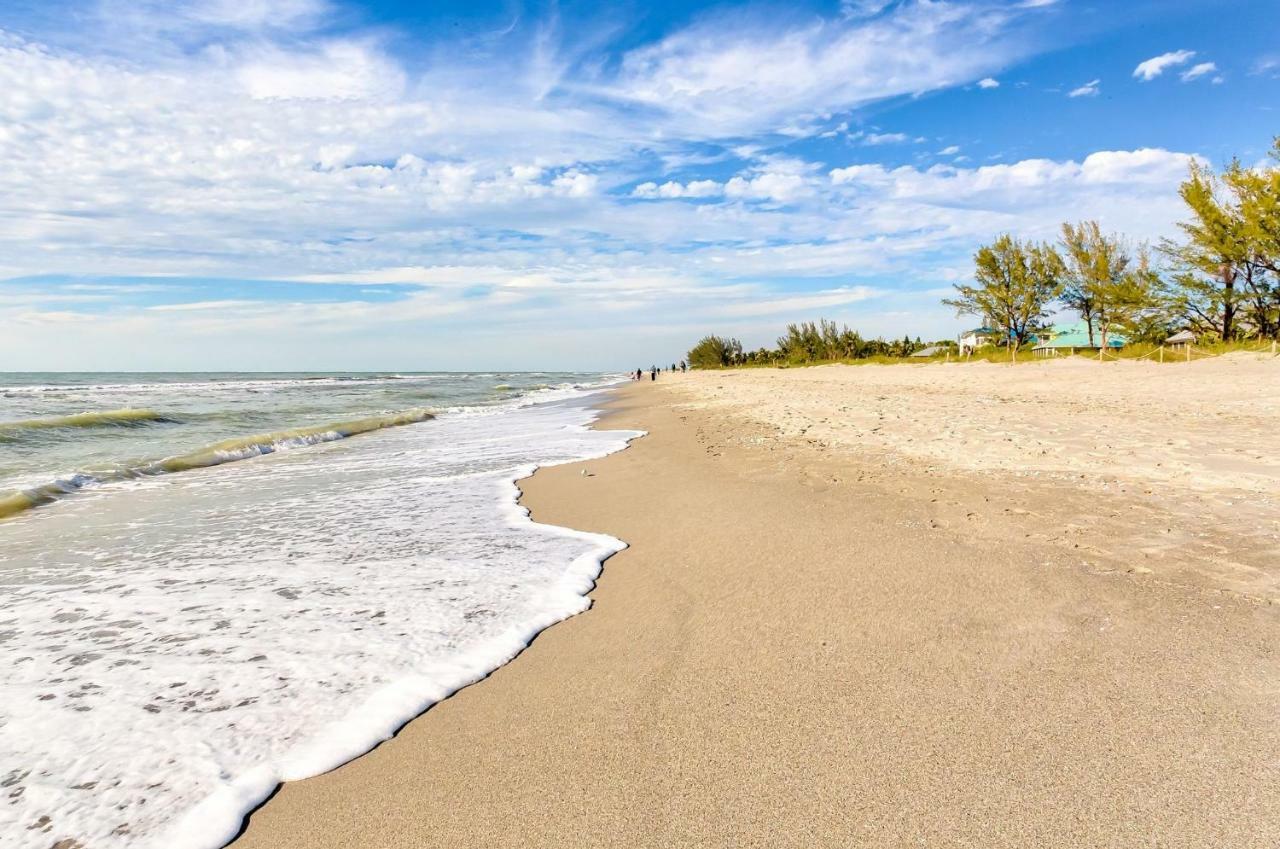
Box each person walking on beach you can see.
[650,367,657,381]
[680,360,687,373]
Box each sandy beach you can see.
[235,359,1280,848]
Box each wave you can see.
[0,408,176,438]
[0,408,435,521]
[0,375,438,396]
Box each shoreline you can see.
[0,377,636,849]
[235,372,1279,848]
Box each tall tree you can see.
[1059,221,1157,354]
[1059,220,1129,346]
[1161,160,1249,340]
[1096,245,1160,354]
[1226,139,1280,338]
[943,234,1064,355]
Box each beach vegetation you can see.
[687,323,945,368]
[1159,139,1280,341]
[688,334,745,368]
[1058,221,1158,351]
[943,234,1065,354]
[769,322,931,364]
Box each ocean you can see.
[0,372,638,849]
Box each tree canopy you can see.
[687,335,743,368]
[943,234,1064,350]
[1160,140,1280,340]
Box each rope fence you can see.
[944,339,1277,365]
[1097,339,1279,363]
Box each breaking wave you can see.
[0,408,435,520]
[0,408,176,438]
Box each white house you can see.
[957,327,999,356]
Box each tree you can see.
[1059,221,1158,355]
[943,234,1064,356]
[687,335,742,369]
[1096,245,1160,354]
[1161,160,1250,340]
[775,319,865,363]
[1059,220,1128,346]
[1227,139,1280,338]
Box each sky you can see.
[0,0,1277,371]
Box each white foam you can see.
[0,390,641,849]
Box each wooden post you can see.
[1186,344,1191,363]
[1159,346,1164,363]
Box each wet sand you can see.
[234,371,1280,848]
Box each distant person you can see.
[650,367,656,381]
[635,368,642,380]
[680,360,687,373]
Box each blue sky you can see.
[0,0,1276,370]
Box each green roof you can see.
[1032,320,1125,349]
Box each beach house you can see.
[957,327,999,355]
[1031,320,1126,357]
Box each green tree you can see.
[687,335,743,368]
[1097,246,1160,354]
[1227,140,1280,338]
[944,234,1064,355]
[1059,220,1128,346]
[1059,221,1158,354]
[1161,160,1251,340]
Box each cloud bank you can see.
[0,1,1204,368]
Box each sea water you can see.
[0,373,639,848]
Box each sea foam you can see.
[0,388,640,849]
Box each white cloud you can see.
[977,77,1000,89]
[147,299,264,312]
[1133,50,1195,81]
[236,41,406,100]
[724,172,810,203]
[1068,78,1100,97]
[862,131,913,145]
[0,3,1211,369]
[827,149,1198,245]
[187,0,331,30]
[1180,62,1217,82]
[606,0,1049,136]
[632,179,723,199]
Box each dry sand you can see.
[235,359,1280,848]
